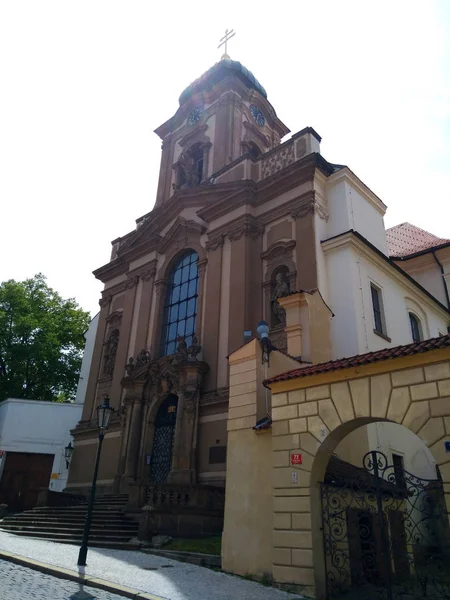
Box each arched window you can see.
[160,250,199,356]
[409,312,422,343]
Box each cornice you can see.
[197,181,257,223]
[322,231,450,318]
[94,258,129,284]
[127,259,158,282]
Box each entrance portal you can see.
[149,395,178,484]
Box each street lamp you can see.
[64,441,74,469]
[77,396,114,567]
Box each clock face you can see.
[249,104,265,127]
[187,106,204,126]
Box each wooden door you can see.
[0,452,54,511]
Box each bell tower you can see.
[153,51,290,207]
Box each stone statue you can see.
[125,357,135,377]
[187,335,202,361]
[136,349,150,367]
[103,329,119,375]
[174,336,188,362]
[271,272,290,326]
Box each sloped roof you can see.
[264,333,450,385]
[386,222,450,258]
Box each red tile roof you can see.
[264,333,450,385]
[386,222,450,258]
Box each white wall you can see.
[75,312,99,405]
[324,172,388,254]
[324,239,449,359]
[0,399,82,492]
[337,422,436,480]
[367,422,436,480]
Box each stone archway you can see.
[269,357,450,599]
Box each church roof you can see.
[179,58,268,106]
[386,222,450,258]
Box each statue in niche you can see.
[271,272,290,326]
[103,329,119,375]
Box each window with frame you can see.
[160,250,199,356]
[409,312,422,343]
[371,284,386,336]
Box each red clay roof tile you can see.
[386,222,450,258]
[264,333,450,385]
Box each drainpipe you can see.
[432,251,450,309]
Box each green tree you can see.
[0,274,90,402]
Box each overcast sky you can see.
[1,1,449,317]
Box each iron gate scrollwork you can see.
[321,450,450,599]
[149,395,178,484]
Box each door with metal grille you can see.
[321,450,450,599]
[149,395,178,483]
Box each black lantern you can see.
[96,395,113,433]
[64,441,74,469]
[77,395,114,567]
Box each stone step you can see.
[3,529,137,543]
[0,522,138,532]
[17,537,141,550]
[5,513,134,525]
[1,524,137,537]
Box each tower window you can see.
[160,250,199,356]
[409,313,422,343]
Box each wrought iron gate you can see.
[149,395,178,484]
[321,451,450,599]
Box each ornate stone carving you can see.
[271,272,290,326]
[174,336,188,363]
[184,388,198,415]
[227,220,264,242]
[99,295,112,308]
[136,349,151,366]
[290,200,315,220]
[205,234,225,252]
[125,357,135,377]
[126,275,139,289]
[187,335,202,361]
[103,329,119,375]
[261,142,295,179]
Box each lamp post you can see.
[64,441,74,470]
[77,396,114,567]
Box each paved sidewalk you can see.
[0,560,131,600]
[0,532,304,600]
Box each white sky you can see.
[1,1,449,317]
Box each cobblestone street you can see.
[0,559,131,600]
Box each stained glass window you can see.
[160,250,199,356]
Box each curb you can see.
[0,550,163,600]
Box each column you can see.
[133,263,157,353]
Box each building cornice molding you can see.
[322,231,450,318]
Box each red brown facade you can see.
[67,58,337,500]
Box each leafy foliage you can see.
[0,274,90,402]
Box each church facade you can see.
[67,58,338,497]
[67,54,450,534]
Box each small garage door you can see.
[0,452,54,512]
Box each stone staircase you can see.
[0,494,140,549]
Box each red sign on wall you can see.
[291,453,302,465]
